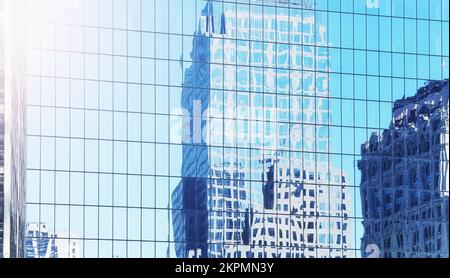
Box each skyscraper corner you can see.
[0,0,27,258]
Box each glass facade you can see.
[24,0,448,258]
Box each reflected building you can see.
[26,223,58,258]
[358,80,449,258]
[171,28,249,258]
[173,0,352,258]
[26,223,79,258]
[0,0,27,258]
[224,156,352,258]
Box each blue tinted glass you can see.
[20,0,449,259]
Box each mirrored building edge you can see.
[0,0,27,258]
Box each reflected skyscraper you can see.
[173,0,352,258]
[359,80,449,258]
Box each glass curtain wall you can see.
[24,0,449,258]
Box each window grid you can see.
[24,0,449,258]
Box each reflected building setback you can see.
[359,80,449,258]
[173,0,352,258]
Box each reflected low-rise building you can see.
[224,156,352,258]
[358,80,449,258]
[26,223,58,258]
[26,223,79,258]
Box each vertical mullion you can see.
[38,0,43,258]
[97,0,101,258]
[125,0,129,259]
[153,0,156,259]
[111,0,115,258]
[53,0,57,259]
[288,0,292,258]
[68,0,72,258]
[326,0,331,258]
[83,0,86,258]
[167,0,171,258]
[139,0,143,259]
